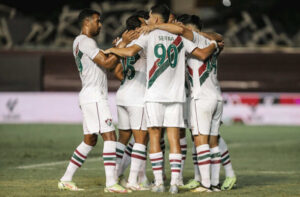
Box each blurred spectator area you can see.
[0,49,299,92]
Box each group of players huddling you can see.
[58,3,237,194]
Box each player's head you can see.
[78,9,102,37]
[176,14,203,32]
[126,14,144,31]
[134,10,149,26]
[168,12,176,23]
[149,4,170,25]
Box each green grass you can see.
[0,124,300,196]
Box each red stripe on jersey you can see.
[152,167,163,171]
[171,169,181,173]
[173,36,182,46]
[149,59,159,79]
[198,63,207,76]
[211,160,221,164]
[103,152,116,156]
[150,157,163,162]
[187,65,193,76]
[223,160,231,166]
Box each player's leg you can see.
[190,98,216,193]
[209,100,223,191]
[164,103,184,194]
[58,103,101,191]
[116,106,132,179]
[95,101,130,193]
[219,136,237,190]
[127,106,149,190]
[160,128,167,180]
[178,128,187,186]
[145,102,165,192]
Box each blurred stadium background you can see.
[0,0,299,196]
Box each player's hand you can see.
[112,37,120,47]
[103,48,112,55]
[122,30,139,44]
[137,25,156,35]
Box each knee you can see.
[84,134,98,146]
[102,131,116,141]
[209,136,219,148]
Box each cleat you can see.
[104,183,132,193]
[58,181,84,191]
[169,185,178,194]
[211,184,221,192]
[191,184,212,193]
[151,184,165,192]
[138,180,151,190]
[126,182,149,191]
[118,175,127,188]
[180,179,200,190]
[221,176,237,190]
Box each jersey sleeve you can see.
[133,34,149,49]
[182,37,197,54]
[79,37,100,60]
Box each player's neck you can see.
[81,28,93,38]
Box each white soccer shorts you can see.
[190,98,223,136]
[145,102,184,128]
[117,105,147,131]
[81,100,115,135]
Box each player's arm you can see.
[113,63,123,81]
[139,23,194,41]
[191,41,222,60]
[104,44,142,58]
[93,30,138,69]
[199,32,223,42]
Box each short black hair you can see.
[78,9,101,27]
[177,14,203,31]
[126,15,142,31]
[150,4,170,23]
[134,10,149,20]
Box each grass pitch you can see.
[0,124,300,197]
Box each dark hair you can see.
[150,4,170,23]
[78,9,101,27]
[134,10,149,20]
[177,14,203,31]
[126,15,142,31]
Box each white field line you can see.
[16,157,102,169]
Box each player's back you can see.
[135,29,196,103]
[116,39,147,107]
[188,32,220,100]
[73,34,108,105]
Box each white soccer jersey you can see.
[187,31,223,101]
[73,34,108,105]
[134,29,197,103]
[116,39,147,107]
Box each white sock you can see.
[128,143,146,185]
[196,144,211,188]
[103,141,117,187]
[116,142,126,178]
[192,144,201,182]
[117,138,134,177]
[210,146,221,186]
[169,153,182,186]
[60,142,93,181]
[138,147,148,183]
[179,137,187,183]
[219,137,235,177]
[149,152,164,186]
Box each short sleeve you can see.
[79,37,100,60]
[182,37,197,54]
[133,34,149,49]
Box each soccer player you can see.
[114,14,150,191]
[104,4,221,194]
[58,9,135,193]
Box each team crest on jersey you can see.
[105,118,112,126]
